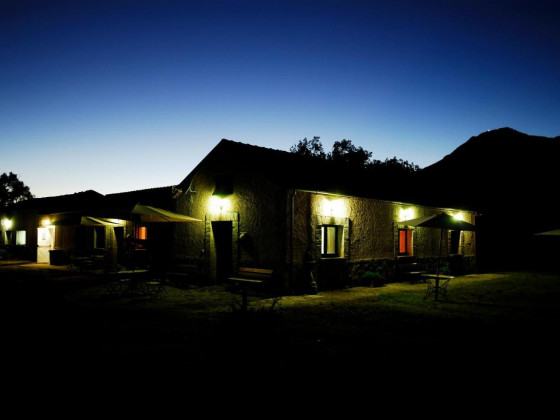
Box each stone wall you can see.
[174,165,477,292]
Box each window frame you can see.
[15,230,26,246]
[450,230,461,254]
[398,228,414,256]
[93,226,106,249]
[321,224,343,258]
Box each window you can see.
[94,227,105,249]
[16,230,26,245]
[213,174,233,195]
[398,228,413,255]
[5,231,14,245]
[321,225,343,258]
[136,226,148,240]
[450,230,460,254]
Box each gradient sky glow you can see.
[2,0,559,198]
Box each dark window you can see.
[450,230,460,254]
[94,227,105,249]
[213,174,233,195]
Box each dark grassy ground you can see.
[1,262,559,401]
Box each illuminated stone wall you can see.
[173,149,476,290]
[174,158,288,285]
[289,190,477,290]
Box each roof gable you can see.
[178,139,370,196]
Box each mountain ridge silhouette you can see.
[413,127,560,215]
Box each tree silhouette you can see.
[0,172,34,208]
[289,136,326,159]
[328,139,372,168]
[290,137,420,173]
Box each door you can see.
[212,221,232,282]
[37,226,55,263]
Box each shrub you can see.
[360,270,384,287]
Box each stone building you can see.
[173,139,477,293]
[0,186,179,271]
[1,139,477,293]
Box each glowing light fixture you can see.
[453,212,464,221]
[1,218,12,229]
[399,207,415,221]
[41,218,51,227]
[209,196,231,213]
[322,197,346,217]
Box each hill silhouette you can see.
[411,127,560,271]
[415,127,560,212]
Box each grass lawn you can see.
[2,265,559,392]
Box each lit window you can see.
[398,228,413,255]
[321,225,343,258]
[137,226,148,240]
[16,230,26,245]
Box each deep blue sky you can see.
[2,0,559,198]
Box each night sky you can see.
[1,0,559,198]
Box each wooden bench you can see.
[226,267,273,311]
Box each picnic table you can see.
[422,273,454,301]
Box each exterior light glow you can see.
[322,198,346,217]
[399,207,415,221]
[209,196,231,213]
[41,218,51,227]
[1,219,12,229]
[453,212,464,221]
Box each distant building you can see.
[0,187,177,271]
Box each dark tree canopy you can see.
[329,139,372,168]
[290,137,420,173]
[373,156,420,174]
[0,172,34,208]
[289,136,326,159]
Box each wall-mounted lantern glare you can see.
[209,196,231,213]
[321,197,346,218]
[453,212,464,221]
[399,207,415,221]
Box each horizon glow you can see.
[1,1,559,198]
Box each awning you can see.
[87,203,201,223]
[535,229,560,236]
[52,215,124,226]
[130,204,202,223]
[399,213,476,231]
[80,216,124,226]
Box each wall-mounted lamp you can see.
[452,212,464,221]
[321,197,346,218]
[209,196,231,213]
[41,218,51,227]
[1,218,12,229]
[399,207,415,221]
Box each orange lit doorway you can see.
[212,221,232,282]
[398,228,413,255]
